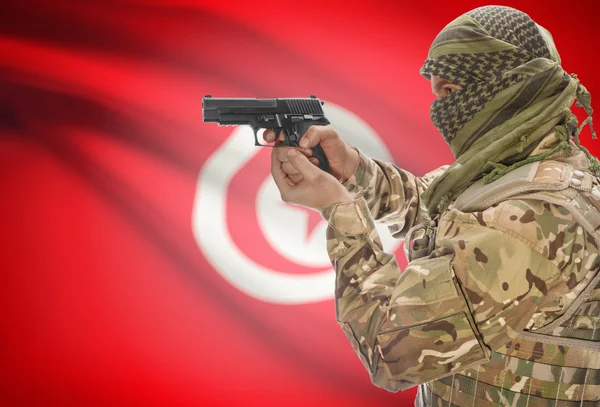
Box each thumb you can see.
[299,126,324,148]
[287,149,319,179]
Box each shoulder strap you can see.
[453,160,598,234]
[454,160,572,212]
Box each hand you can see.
[263,126,359,183]
[263,130,319,184]
[271,147,354,211]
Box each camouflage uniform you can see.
[320,133,600,406]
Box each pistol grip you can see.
[288,119,331,174]
[311,144,330,173]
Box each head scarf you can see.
[419,5,598,216]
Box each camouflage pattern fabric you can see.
[417,5,594,216]
[341,146,448,239]
[320,132,600,406]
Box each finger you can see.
[297,147,313,156]
[288,173,303,184]
[276,146,313,163]
[282,161,299,176]
[263,129,276,143]
[270,146,290,193]
[309,157,319,166]
[287,149,319,180]
[299,125,326,148]
[285,177,295,187]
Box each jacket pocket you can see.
[376,254,490,388]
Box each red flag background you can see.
[1,1,598,406]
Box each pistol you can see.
[202,95,331,173]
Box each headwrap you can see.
[419,5,599,216]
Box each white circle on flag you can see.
[192,101,401,304]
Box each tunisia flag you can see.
[1,1,598,406]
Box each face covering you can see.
[419,5,598,216]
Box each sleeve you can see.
[341,147,449,238]
[320,197,566,392]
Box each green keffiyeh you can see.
[420,5,598,216]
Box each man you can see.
[266,5,600,406]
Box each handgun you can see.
[202,95,331,173]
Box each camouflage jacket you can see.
[320,135,600,406]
